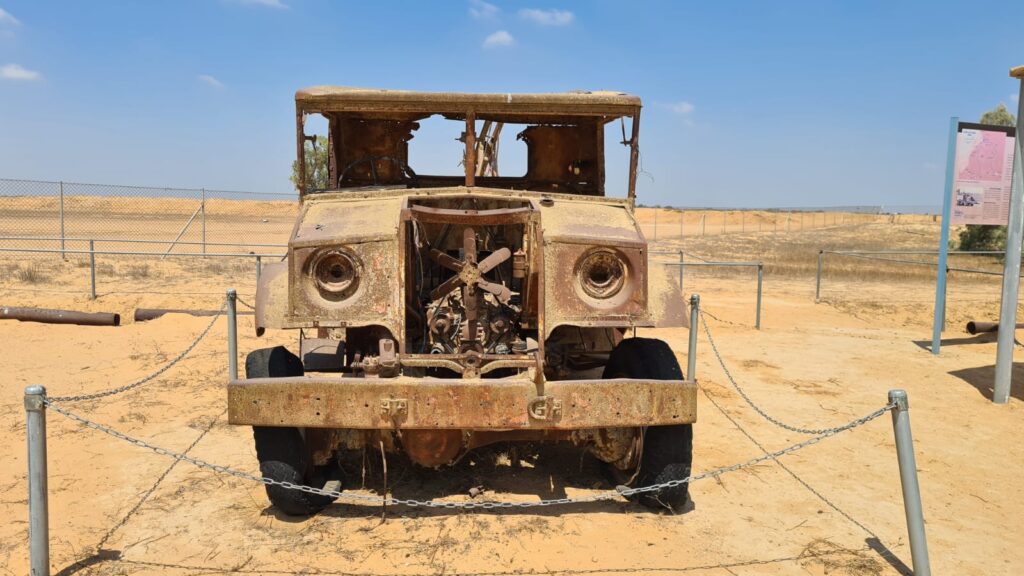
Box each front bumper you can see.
[227,376,697,430]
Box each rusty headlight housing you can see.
[575,248,629,301]
[309,248,361,301]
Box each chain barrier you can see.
[235,297,256,311]
[699,310,882,436]
[42,396,894,510]
[49,303,225,402]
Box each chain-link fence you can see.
[0,178,298,254]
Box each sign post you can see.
[993,66,1024,404]
[931,117,959,355]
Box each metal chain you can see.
[49,303,225,402]
[43,397,893,510]
[235,297,256,311]
[699,310,883,436]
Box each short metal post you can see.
[677,250,684,293]
[58,181,65,259]
[815,250,823,303]
[755,264,762,330]
[701,214,706,236]
[256,255,262,283]
[888,390,932,576]
[227,288,238,381]
[88,240,96,300]
[687,294,699,380]
[201,188,207,255]
[25,385,50,576]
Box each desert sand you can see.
[0,201,1021,576]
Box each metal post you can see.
[931,117,959,356]
[755,264,762,330]
[815,250,823,303]
[676,250,684,293]
[256,255,262,283]
[227,288,238,381]
[58,181,65,259]
[888,390,932,576]
[201,188,207,255]
[687,294,699,380]
[994,67,1024,403]
[25,385,50,576]
[653,210,658,241]
[701,214,706,236]
[88,240,96,300]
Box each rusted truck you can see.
[228,87,696,515]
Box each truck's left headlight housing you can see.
[310,248,361,301]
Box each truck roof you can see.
[295,86,641,120]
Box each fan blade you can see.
[428,249,463,272]
[477,247,511,274]
[477,279,512,304]
[430,274,465,301]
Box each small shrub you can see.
[14,265,49,284]
[124,264,151,279]
[957,225,1006,252]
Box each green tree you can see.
[956,104,1017,251]
[290,136,330,191]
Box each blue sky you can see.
[0,0,1021,208]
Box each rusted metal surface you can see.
[1,306,120,326]
[134,308,252,322]
[228,376,697,430]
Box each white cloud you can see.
[668,101,695,115]
[483,30,514,49]
[233,0,288,8]
[198,74,225,89]
[1,63,41,81]
[469,0,498,20]
[0,8,21,26]
[519,8,574,26]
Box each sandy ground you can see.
[0,206,1022,576]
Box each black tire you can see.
[247,346,338,516]
[603,338,693,512]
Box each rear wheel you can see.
[247,346,339,516]
[603,338,693,512]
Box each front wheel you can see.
[247,347,339,516]
[603,338,694,512]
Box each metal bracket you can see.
[380,398,408,421]
[527,396,562,421]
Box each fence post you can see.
[687,294,699,380]
[58,181,65,260]
[88,240,96,300]
[815,250,823,303]
[653,210,658,241]
[676,250,684,293]
[701,214,706,236]
[256,255,262,284]
[888,390,932,576]
[227,288,238,381]
[755,263,763,329]
[201,188,207,255]
[25,385,50,576]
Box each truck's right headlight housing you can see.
[575,248,629,300]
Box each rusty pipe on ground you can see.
[133,308,253,322]
[1,306,120,326]
[966,321,1024,335]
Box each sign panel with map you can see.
[951,122,1017,225]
